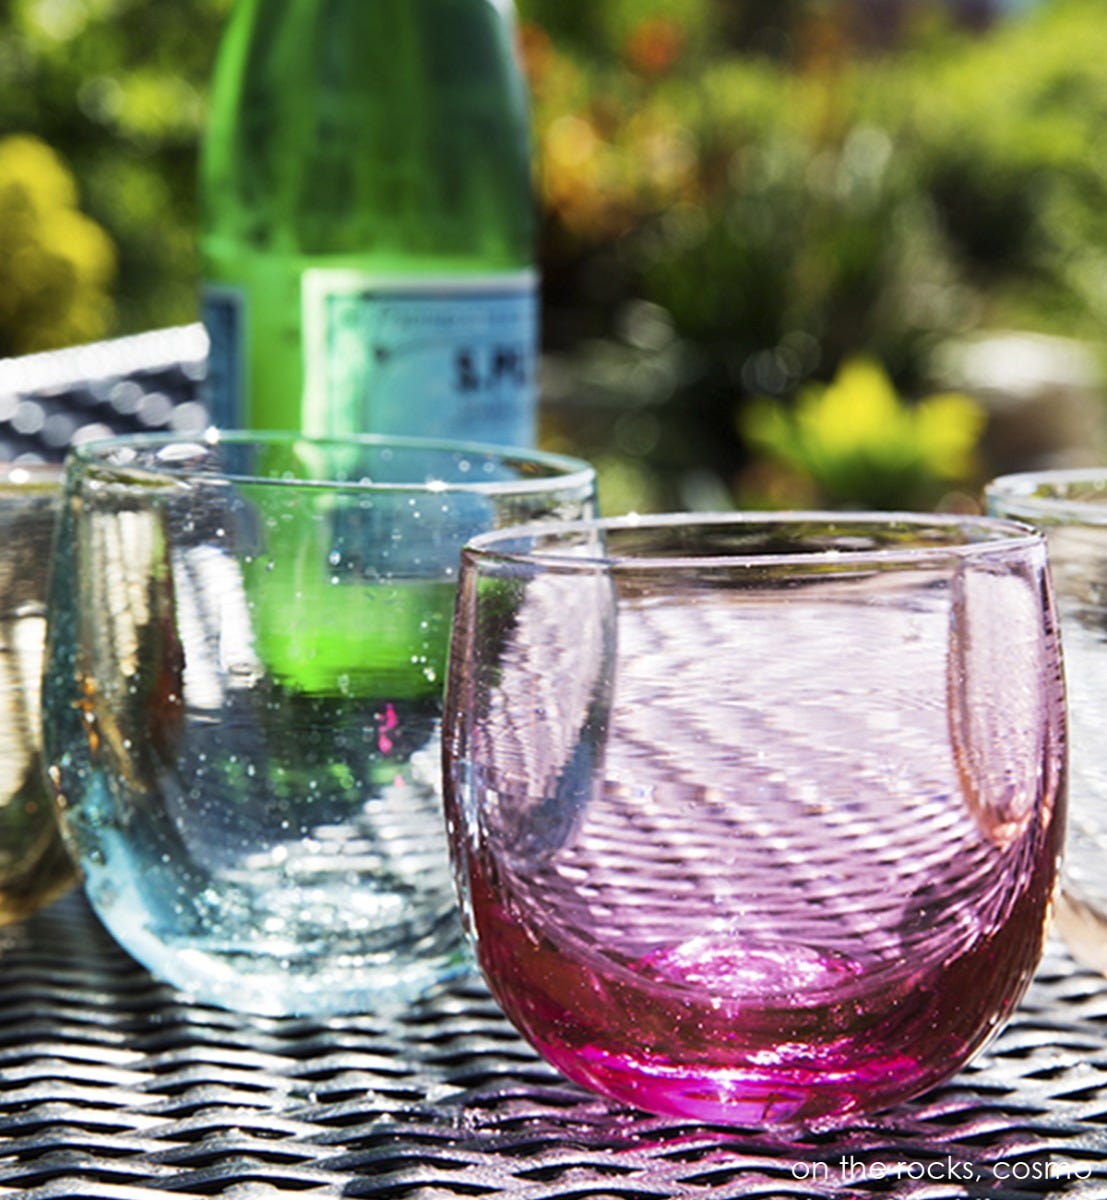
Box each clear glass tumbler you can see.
[986,469,1107,975]
[0,464,78,925]
[444,513,1066,1130]
[42,432,595,1015]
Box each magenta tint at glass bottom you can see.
[447,576,1066,1131]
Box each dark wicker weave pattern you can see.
[0,892,1105,1198]
[0,327,209,462]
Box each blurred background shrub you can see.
[0,133,115,354]
[738,358,986,510]
[1,0,1104,511]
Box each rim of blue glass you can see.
[985,468,1107,526]
[462,510,1044,574]
[66,429,597,497]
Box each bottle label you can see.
[302,271,538,446]
[201,285,246,429]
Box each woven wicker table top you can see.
[0,887,1103,1200]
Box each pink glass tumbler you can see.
[443,513,1066,1131]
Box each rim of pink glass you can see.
[462,510,1044,574]
[986,468,1107,526]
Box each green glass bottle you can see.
[200,0,538,444]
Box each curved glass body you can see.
[0,464,77,924]
[444,513,1067,1130]
[987,469,1107,977]
[43,432,594,1015]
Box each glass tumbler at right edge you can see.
[987,470,1107,975]
[443,513,1066,1132]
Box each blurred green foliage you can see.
[0,133,115,353]
[0,0,230,340]
[1,0,1104,510]
[520,0,1107,509]
[740,358,986,510]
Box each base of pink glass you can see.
[467,859,1051,1131]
